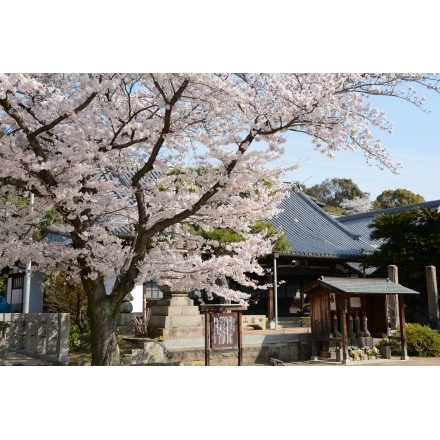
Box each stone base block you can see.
[156,296,195,307]
[148,314,204,328]
[117,313,135,334]
[151,305,202,316]
[148,326,204,339]
[349,336,373,348]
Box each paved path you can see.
[2,349,440,366]
[1,351,59,366]
[283,356,440,366]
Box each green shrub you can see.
[404,323,440,357]
[69,324,91,352]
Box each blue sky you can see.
[277,86,440,202]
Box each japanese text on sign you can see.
[211,313,238,349]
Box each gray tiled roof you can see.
[337,200,440,248]
[302,276,420,295]
[269,184,376,259]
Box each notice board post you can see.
[200,304,247,366]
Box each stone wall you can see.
[0,313,70,363]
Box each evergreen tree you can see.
[364,207,440,320]
[373,188,425,209]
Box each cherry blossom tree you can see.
[340,197,374,214]
[1,73,439,365]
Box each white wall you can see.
[131,284,144,313]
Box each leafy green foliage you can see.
[1,189,30,208]
[42,270,89,332]
[249,220,291,252]
[373,188,425,210]
[0,271,8,296]
[190,220,291,256]
[304,178,367,208]
[404,323,440,357]
[323,205,347,216]
[0,190,30,226]
[69,323,91,352]
[32,207,64,240]
[189,225,244,256]
[365,207,440,314]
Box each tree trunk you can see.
[88,299,120,365]
[83,277,122,366]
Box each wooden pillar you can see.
[310,297,318,360]
[426,266,440,330]
[267,275,274,323]
[142,282,147,328]
[387,265,400,331]
[204,310,210,366]
[340,296,349,364]
[398,294,408,359]
[238,310,243,366]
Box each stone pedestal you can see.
[148,289,204,339]
[380,345,392,359]
[0,322,9,360]
[349,336,373,349]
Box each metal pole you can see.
[22,192,34,313]
[142,282,147,325]
[23,261,31,313]
[274,253,278,330]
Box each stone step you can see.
[275,317,305,328]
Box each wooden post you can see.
[142,282,147,329]
[238,310,243,366]
[340,296,349,364]
[309,296,318,360]
[398,294,409,360]
[204,310,210,366]
[426,266,440,330]
[267,274,274,325]
[387,265,400,331]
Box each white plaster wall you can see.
[131,284,143,313]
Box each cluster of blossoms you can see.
[348,346,379,360]
[379,337,392,346]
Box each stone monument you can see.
[147,286,204,339]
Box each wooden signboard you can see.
[200,304,247,366]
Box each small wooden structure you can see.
[199,304,247,366]
[301,276,420,363]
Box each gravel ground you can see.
[283,356,440,366]
[3,349,440,366]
